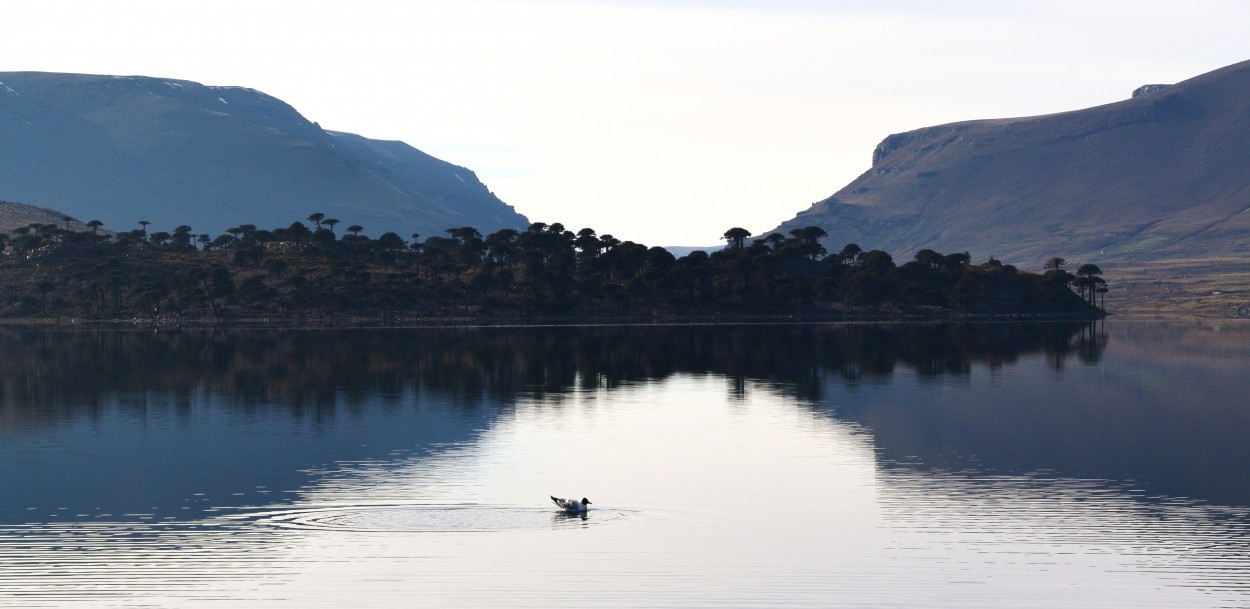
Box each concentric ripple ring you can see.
[234,504,627,532]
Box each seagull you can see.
[551,496,592,512]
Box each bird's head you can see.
[581,498,591,505]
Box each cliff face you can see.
[773,60,1250,265]
[0,72,529,237]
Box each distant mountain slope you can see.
[0,72,528,238]
[0,200,83,234]
[773,59,1250,264]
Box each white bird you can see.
[550,496,592,512]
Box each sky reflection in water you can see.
[1,322,1248,608]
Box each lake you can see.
[1,321,1249,608]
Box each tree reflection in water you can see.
[4,320,1248,516]
[0,321,1105,427]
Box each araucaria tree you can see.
[1073,263,1106,307]
[722,227,751,250]
[0,216,1105,320]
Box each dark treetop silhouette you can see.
[0,215,1103,320]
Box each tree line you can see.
[0,216,1105,319]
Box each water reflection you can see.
[4,321,1246,521]
[0,322,1105,421]
[0,322,1112,522]
[240,503,613,532]
[826,322,1250,506]
[875,467,1250,606]
[1,320,1248,608]
[551,511,590,524]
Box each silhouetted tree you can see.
[0,214,1102,320]
[838,243,863,265]
[723,227,751,250]
[1074,263,1106,306]
[788,226,828,260]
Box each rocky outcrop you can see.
[872,132,914,165]
[1132,83,1172,98]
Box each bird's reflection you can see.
[552,511,589,525]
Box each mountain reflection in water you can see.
[2,321,1250,608]
[1,321,1246,521]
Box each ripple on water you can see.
[236,503,628,533]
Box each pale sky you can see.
[5,1,1249,245]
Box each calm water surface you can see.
[1,322,1248,608]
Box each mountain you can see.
[0,72,529,238]
[0,200,89,233]
[773,59,1250,265]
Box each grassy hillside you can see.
[0,201,87,234]
[774,59,1250,265]
[0,72,529,240]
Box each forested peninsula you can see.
[0,216,1105,323]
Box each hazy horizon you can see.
[5,0,1249,245]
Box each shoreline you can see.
[0,309,1109,329]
